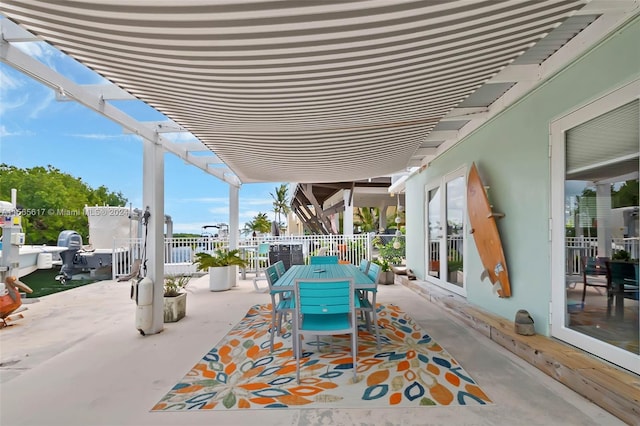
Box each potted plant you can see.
[372,236,405,284]
[373,236,405,265]
[163,274,191,322]
[372,258,395,285]
[612,249,631,261]
[194,248,248,291]
[447,259,464,283]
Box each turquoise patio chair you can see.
[356,258,370,314]
[605,260,639,318]
[265,264,293,353]
[293,278,357,383]
[310,255,339,265]
[357,261,381,348]
[252,243,272,292]
[253,258,287,293]
[274,260,286,277]
[256,242,271,274]
[358,259,370,275]
[580,256,609,308]
[273,260,290,298]
[367,261,381,284]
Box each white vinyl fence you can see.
[565,237,639,275]
[112,234,378,279]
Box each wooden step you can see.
[401,277,640,425]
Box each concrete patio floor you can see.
[0,275,625,426]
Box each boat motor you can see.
[56,230,83,283]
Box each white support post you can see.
[143,138,165,335]
[229,185,239,250]
[596,183,612,258]
[331,214,339,234]
[379,203,388,232]
[343,189,354,236]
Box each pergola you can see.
[0,0,611,185]
[1,0,635,333]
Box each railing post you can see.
[112,238,117,279]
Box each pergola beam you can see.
[0,19,240,187]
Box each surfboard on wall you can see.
[467,162,511,298]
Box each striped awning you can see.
[0,0,588,183]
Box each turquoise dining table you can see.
[273,263,375,293]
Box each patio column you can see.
[229,184,239,249]
[596,183,612,257]
[142,137,165,335]
[379,202,388,232]
[165,215,173,239]
[343,189,354,236]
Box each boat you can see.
[55,206,139,283]
[1,199,67,278]
[0,243,67,278]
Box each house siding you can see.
[405,15,640,335]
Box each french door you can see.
[425,168,466,296]
[551,80,639,374]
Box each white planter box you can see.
[163,292,186,322]
[209,266,232,291]
[378,270,395,285]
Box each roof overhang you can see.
[1,1,637,185]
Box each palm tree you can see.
[270,184,290,233]
[355,207,379,232]
[245,212,271,237]
[386,206,404,230]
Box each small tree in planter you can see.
[194,249,248,291]
[374,236,405,266]
[371,258,395,285]
[372,236,405,284]
[163,275,191,322]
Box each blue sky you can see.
[0,39,282,235]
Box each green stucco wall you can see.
[405,15,640,335]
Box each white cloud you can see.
[28,90,54,119]
[0,94,28,115]
[181,197,228,203]
[0,65,54,119]
[163,132,199,143]
[208,206,230,215]
[0,125,16,137]
[0,68,23,91]
[241,210,275,221]
[171,222,212,234]
[15,42,46,59]
[242,196,274,206]
[0,68,29,115]
[0,125,34,137]
[67,133,132,140]
[15,41,63,71]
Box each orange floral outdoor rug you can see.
[152,303,492,411]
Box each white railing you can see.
[428,236,464,264]
[112,234,374,279]
[565,237,639,275]
[426,235,639,276]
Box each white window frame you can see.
[550,78,639,374]
[424,166,467,297]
